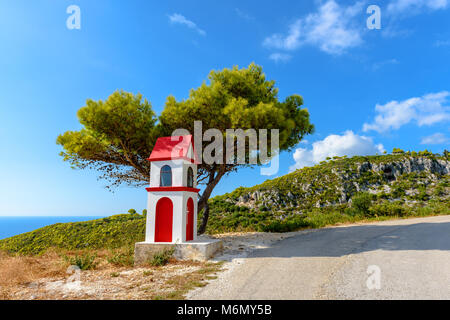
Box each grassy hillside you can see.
[0,214,145,255]
[1,151,449,255]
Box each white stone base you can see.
[134,238,223,265]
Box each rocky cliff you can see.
[214,153,450,215]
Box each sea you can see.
[0,216,106,240]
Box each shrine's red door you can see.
[186,198,194,241]
[155,197,173,242]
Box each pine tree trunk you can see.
[197,165,227,234]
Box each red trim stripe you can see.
[147,156,197,164]
[146,186,200,193]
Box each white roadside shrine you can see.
[134,135,223,264]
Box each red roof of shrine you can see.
[147,135,199,163]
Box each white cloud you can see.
[290,131,385,171]
[434,39,450,47]
[381,1,448,38]
[420,132,449,144]
[235,8,255,21]
[371,58,399,71]
[269,53,292,63]
[168,13,206,36]
[363,91,450,133]
[387,0,448,15]
[380,26,413,38]
[263,0,364,55]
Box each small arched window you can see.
[160,165,172,187]
[187,167,194,188]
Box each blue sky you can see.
[0,0,449,216]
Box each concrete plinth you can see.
[134,238,223,265]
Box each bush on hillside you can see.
[368,202,408,217]
[149,248,174,267]
[351,192,374,215]
[63,252,98,270]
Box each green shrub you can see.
[418,150,433,156]
[107,246,134,266]
[391,186,406,198]
[344,207,358,216]
[260,216,308,232]
[351,192,373,215]
[305,211,356,228]
[439,180,449,188]
[368,202,408,217]
[150,248,174,266]
[64,252,98,270]
[413,200,450,216]
[415,189,430,201]
[392,148,405,154]
[433,186,445,197]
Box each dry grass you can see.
[0,250,66,299]
[0,248,224,300]
[153,261,224,300]
[0,248,129,299]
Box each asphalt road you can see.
[189,215,450,300]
